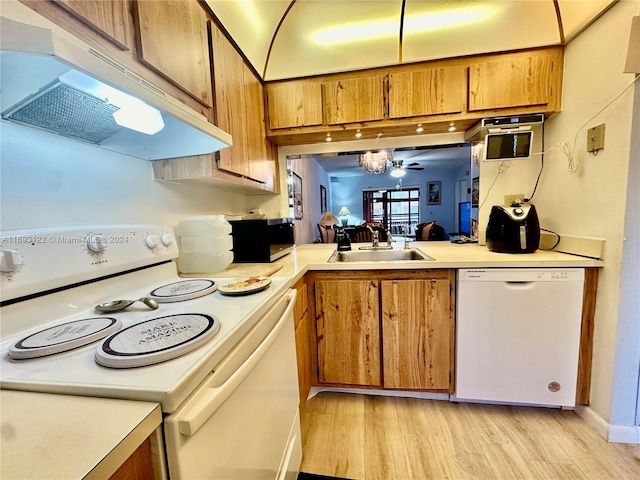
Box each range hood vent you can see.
[1,3,232,160]
[4,80,122,144]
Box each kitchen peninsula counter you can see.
[264,241,604,284]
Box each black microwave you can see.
[229,218,294,263]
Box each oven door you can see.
[163,290,301,480]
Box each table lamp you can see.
[338,206,351,227]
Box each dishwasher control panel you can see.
[459,268,584,282]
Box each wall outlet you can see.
[587,124,605,153]
[504,194,525,205]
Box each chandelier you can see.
[358,150,392,174]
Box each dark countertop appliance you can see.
[486,204,540,253]
[229,218,294,262]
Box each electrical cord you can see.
[572,74,640,151]
[539,227,561,250]
[525,123,545,202]
[478,160,510,211]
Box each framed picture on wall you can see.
[427,181,441,205]
[320,185,327,213]
[293,172,303,219]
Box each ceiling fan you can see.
[403,161,424,171]
[389,159,424,177]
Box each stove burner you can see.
[8,317,122,360]
[95,313,220,368]
[148,279,217,303]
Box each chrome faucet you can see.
[386,229,393,247]
[401,226,409,249]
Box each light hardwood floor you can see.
[300,392,640,480]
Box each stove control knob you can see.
[85,234,106,254]
[0,249,24,275]
[145,234,160,249]
[513,207,524,217]
[161,233,174,246]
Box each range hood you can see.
[0,3,232,160]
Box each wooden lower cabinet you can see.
[293,276,311,410]
[294,310,312,410]
[381,277,453,390]
[312,270,454,392]
[315,279,381,386]
[109,437,155,480]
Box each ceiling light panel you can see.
[402,0,560,63]
[265,0,402,80]
[204,0,291,76]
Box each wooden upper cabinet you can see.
[315,280,381,386]
[244,65,273,185]
[381,278,453,390]
[211,23,250,177]
[53,0,133,50]
[324,76,385,125]
[266,82,324,129]
[210,23,278,188]
[134,0,212,107]
[388,66,466,119]
[468,51,559,111]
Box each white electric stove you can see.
[0,225,290,411]
[0,224,302,479]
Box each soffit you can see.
[205,0,616,81]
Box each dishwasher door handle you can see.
[504,281,535,290]
[177,290,296,436]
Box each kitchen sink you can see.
[328,248,434,263]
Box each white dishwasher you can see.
[455,268,585,407]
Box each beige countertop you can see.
[0,390,161,480]
[228,241,603,284]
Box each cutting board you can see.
[179,263,283,279]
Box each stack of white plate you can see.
[175,215,234,273]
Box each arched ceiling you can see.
[205,0,615,81]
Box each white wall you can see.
[609,70,640,440]
[476,125,544,241]
[0,123,250,231]
[289,156,331,244]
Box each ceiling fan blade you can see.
[406,162,421,167]
[407,166,424,171]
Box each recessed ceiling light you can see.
[448,123,456,132]
[355,129,362,138]
[326,133,332,142]
[416,124,424,133]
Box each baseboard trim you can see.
[575,405,640,444]
[609,424,640,444]
[308,386,450,401]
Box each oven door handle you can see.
[177,290,297,436]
